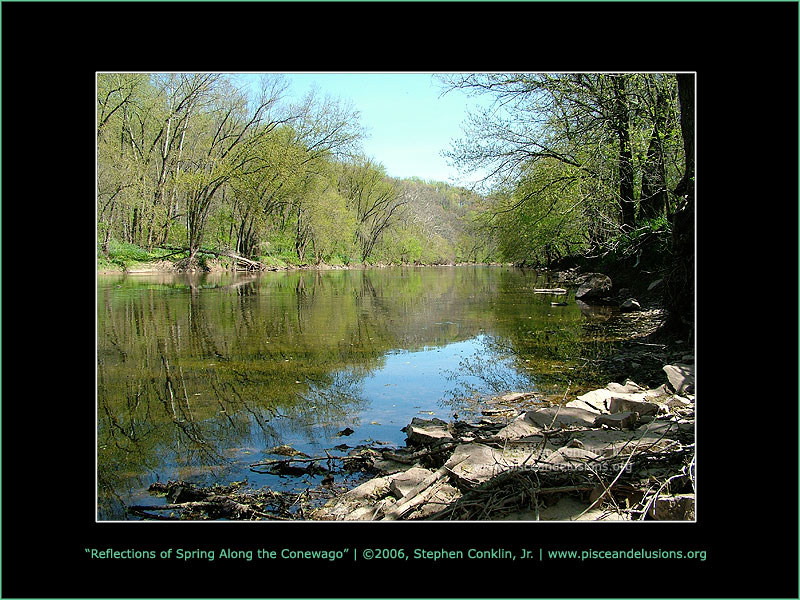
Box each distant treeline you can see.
[97,73,494,268]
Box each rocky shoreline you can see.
[130,359,695,522]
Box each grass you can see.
[98,240,184,271]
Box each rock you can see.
[565,399,603,414]
[575,273,613,300]
[647,494,695,520]
[388,467,434,499]
[617,288,632,299]
[666,395,692,411]
[406,483,461,519]
[344,506,382,521]
[572,389,615,412]
[524,406,599,429]
[405,417,453,445]
[643,384,671,400]
[620,298,641,312]
[445,443,548,486]
[574,386,648,413]
[490,391,537,404]
[608,396,659,417]
[663,364,695,394]
[267,444,308,457]
[569,424,682,458]
[336,427,355,437]
[343,476,391,501]
[496,412,545,439]
[546,446,601,465]
[647,278,664,291]
[608,380,644,393]
[594,411,639,430]
[445,443,509,486]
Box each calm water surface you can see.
[97,266,624,519]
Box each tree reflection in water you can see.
[97,267,628,519]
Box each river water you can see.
[97,266,625,520]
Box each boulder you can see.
[575,273,613,300]
[620,298,641,312]
[405,417,453,445]
[663,364,695,394]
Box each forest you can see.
[97,72,694,331]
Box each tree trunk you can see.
[639,87,669,221]
[663,74,695,336]
[612,75,636,229]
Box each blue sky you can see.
[238,72,484,185]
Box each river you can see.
[97,265,626,520]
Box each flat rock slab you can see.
[525,406,599,429]
[568,423,683,458]
[445,442,549,486]
[388,467,435,499]
[663,364,695,394]
[489,391,538,404]
[405,417,454,445]
[594,411,639,430]
[608,397,660,417]
[575,388,650,413]
[496,412,545,439]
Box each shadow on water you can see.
[97,266,629,519]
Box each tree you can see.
[338,158,406,262]
[437,72,686,261]
[178,75,291,265]
[663,73,695,335]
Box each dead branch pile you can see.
[423,441,695,521]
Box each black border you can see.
[2,2,798,599]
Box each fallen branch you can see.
[379,459,465,521]
[381,441,458,464]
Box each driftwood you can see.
[379,459,465,521]
[128,499,291,520]
[156,245,270,271]
[532,288,567,294]
[381,441,458,464]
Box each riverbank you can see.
[96,256,513,276]
[130,358,695,521]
